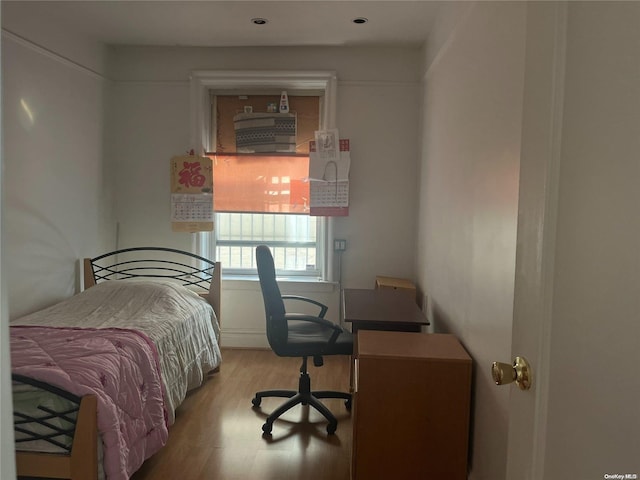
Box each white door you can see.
[505,2,640,479]
[501,3,568,477]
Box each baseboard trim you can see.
[220,329,269,349]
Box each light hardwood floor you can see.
[132,348,353,480]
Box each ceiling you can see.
[2,1,442,48]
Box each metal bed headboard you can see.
[84,247,217,290]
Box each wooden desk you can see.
[342,288,429,333]
[352,331,472,480]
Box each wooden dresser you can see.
[352,330,472,480]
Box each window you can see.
[209,212,321,276]
[191,71,337,278]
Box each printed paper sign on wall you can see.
[309,132,350,216]
[170,155,214,232]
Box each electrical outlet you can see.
[334,239,347,252]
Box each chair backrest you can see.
[256,245,288,351]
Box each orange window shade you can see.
[210,154,310,214]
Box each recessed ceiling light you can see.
[352,17,368,24]
[251,18,268,25]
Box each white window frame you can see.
[189,70,338,280]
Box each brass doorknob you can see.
[491,356,532,390]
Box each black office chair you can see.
[252,245,353,435]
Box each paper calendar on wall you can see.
[309,131,350,216]
[170,155,214,232]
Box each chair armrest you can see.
[282,295,329,318]
[284,313,346,344]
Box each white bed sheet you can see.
[11,279,222,425]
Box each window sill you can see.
[222,275,338,293]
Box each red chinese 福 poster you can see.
[170,155,214,232]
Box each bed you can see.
[10,247,222,480]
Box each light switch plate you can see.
[334,239,347,251]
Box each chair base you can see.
[252,369,351,435]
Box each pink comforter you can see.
[11,325,169,480]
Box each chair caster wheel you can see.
[326,422,337,435]
[252,397,262,407]
[262,422,273,435]
[345,398,352,411]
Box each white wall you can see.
[108,46,422,346]
[543,2,640,477]
[2,18,113,480]
[3,32,114,319]
[417,2,525,479]
[2,2,107,76]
